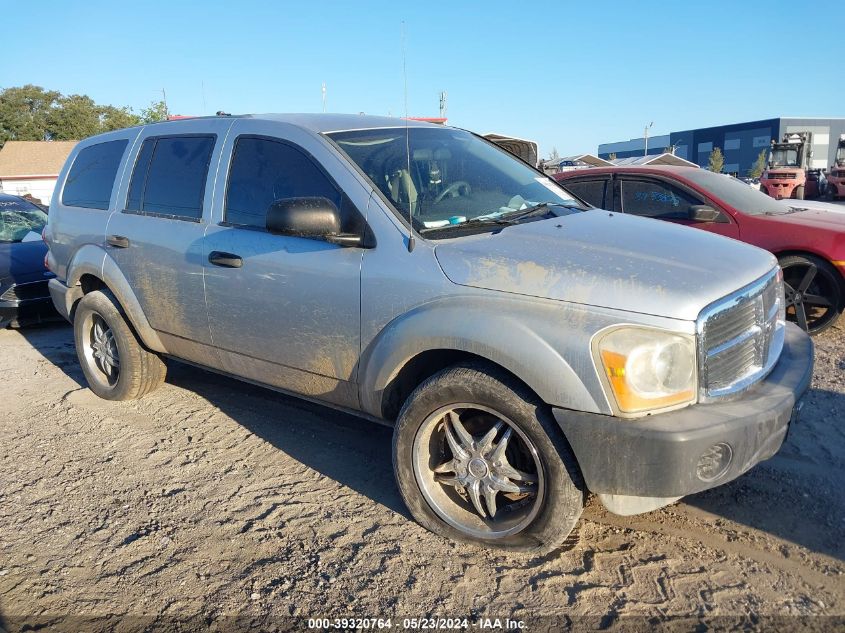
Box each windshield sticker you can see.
[423,219,450,229]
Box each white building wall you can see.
[0,177,58,204]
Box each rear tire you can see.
[73,290,166,400]
[392,362,584,553]
[794,185,805,200]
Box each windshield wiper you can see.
[419,202,581,235]
[496,201,578,222]
[419,216,517,234]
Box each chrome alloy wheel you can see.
[412,404,544,539]
[783,261,840,333]
[82,313,120,387]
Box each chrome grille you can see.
[698,269,785,399]
[767,172,797,179]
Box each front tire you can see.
[392,363,584,553]
[73,290,166,400]
[794,185,805,200]
[779,254,844,334]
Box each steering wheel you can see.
[434,180,472,204]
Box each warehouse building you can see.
[598,118,845,176]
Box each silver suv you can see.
[46,114,813,552]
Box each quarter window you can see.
[620,179,701,220]
[125,135,215,220]
[62,140,128,210]
[225,136,341,229]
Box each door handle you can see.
[107,235,130,248]
[208,251,243,268]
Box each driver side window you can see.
[619,178,702,220]
[225,136,342,229]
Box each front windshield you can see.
[769,148,799,167]
[327,127,585,235]
[0,198,48,243]
[681,170,795,215]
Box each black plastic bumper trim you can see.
[553,323,813,498]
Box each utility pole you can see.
[644,121,653,157]
[321,82,327,113]
[439,91,447,119]
[161,88,168,114]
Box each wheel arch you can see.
[378,348,540,423]
[64,246,166,353]
[775,249,845,287]
[358,298,608,422]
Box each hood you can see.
[433,211,776,321]
[0,240,50,286]
[768,206,845,228]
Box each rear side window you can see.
[62,140,128,210]
[125,135,215,220]
[620,178,702,219]
[563,179,607,208]
[225,136,341,228]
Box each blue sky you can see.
[4,0,841,157]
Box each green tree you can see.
[140,99,169,123]
[47,94,102,140]
[101,105,142,132]
[707,147,725,173]
[0,84,61,144]
[0,86,166,147]
[748,149,767,178]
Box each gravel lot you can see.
[1,321,843,631]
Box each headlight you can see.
[594,327,697,416]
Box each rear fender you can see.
[65,245,165,353]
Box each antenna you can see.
[402,21,415,252]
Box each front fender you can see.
[65,245,165,353]
[358,295,613,419]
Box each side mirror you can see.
[688,204,721,223]
[266,197,362,247]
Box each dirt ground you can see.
[1,321,843,631]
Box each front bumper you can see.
[1,281,62,327]
[553,323,813,506]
